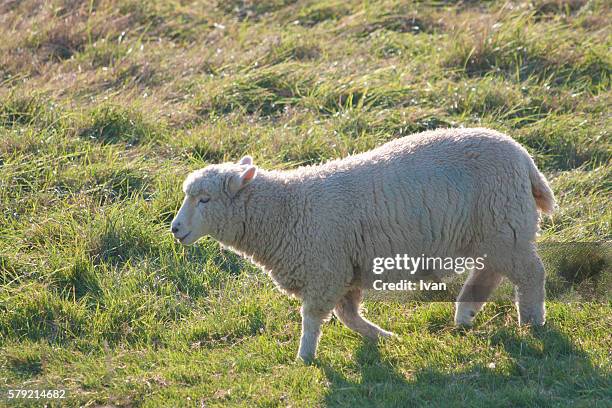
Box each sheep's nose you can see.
[171,226,179,234]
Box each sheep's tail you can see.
[527,159,555,215]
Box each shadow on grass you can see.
[321,323,611,407]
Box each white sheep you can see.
[171,127,555,362]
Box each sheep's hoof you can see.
[378,330,397,339]
[519,317,546,327]
[517,305,546,327]
[454,308,477,327]
[296,354,315,365]
[454,319,474,328]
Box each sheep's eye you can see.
[199,197,210,204]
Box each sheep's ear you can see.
[228,165,257,196]
[238,155,253,165]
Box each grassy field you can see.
[0,0,610,406]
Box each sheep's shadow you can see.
[321,322,611,407]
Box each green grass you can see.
[0,0,610,406]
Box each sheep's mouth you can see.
[176,232,192,243]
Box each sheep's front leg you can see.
[298,303,330,363]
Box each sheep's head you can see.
[171,156,257,245]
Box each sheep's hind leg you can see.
[471,242,546,326]
[511,247,546,326]
[334,288,395,339]
[455,268,503,326]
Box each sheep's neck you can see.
[231,174,299,267]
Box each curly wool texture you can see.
[177,127,555,360]
[203,128,551,294]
